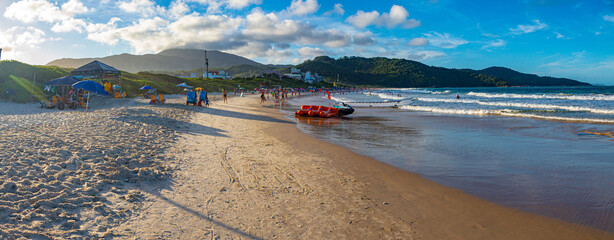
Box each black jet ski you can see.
[332,102,355,116]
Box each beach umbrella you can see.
[140,85,154,90]
[72,80,109,112]
[72,80,108,95]
[195,87,204,91]
[177,82,189,87]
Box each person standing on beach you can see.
[223,89,228,103]
[260,92,266,103]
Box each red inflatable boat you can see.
[295,105,341,118]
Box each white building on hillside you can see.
[204,70,232,79]
[284,68,323,83]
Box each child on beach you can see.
[223,89,228,103]
[205,95,209,107]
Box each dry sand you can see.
[0,96,191,238]
[2,95,613,239]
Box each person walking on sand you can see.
[223,89,228,103]
[260,91,266,104]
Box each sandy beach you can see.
[1,95,613,239]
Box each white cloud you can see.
[554,32,565,39]
[4,0,89,33]
[332,3,344,15]
[86,18,125,46]
[118,0,163,17]
[61,0,89,15]
[287,0,320,16]
[423,32,467,49]
[408,37,428,46]
[52,18,87,33]
[482,39,505,49]
[228,42,292,63]
[346,5,420,29]
[188,0,261,12]
[324,3,344,16]
[168,0,191,19]
[227,0,262,9]
[4,0,89,23]
[604,15,614,23]
[346,10,380,28]
[298,47,327,57]
[242,10,351,48]
[407,50,445,60]
[353,31,376,45]
[510,20,548,35]
[0,26,51,60]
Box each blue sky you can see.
[1,0,614,84]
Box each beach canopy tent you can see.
[44,75,81,99]
[71,60,121,77]
[45,76,80,86]
[71,60,122,88]
[140,86,154,90]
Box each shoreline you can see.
[263,96,614,239]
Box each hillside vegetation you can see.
[295,56,589,87]
[1,61,330,103]
[473,67,590,86]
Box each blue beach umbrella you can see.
[72,80,109,95]
[72,80,109,112]
[140,85,154,90]
[177,82,189,87]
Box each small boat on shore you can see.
[341,100,401,108]
[295,103,354,118]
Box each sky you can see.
[1,0,614,85]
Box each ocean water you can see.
[285,86,614,232]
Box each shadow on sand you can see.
[142,188,265,240]
[197,106,294,125]
[111,107,229,138]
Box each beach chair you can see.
[159,94,165,104]
[186,91,197,105]
[150,94,158,104]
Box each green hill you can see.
[295,56,508,87]
[294,56,589,87]
[0,60,70,102]
[474,67,590,86]
[1,60,326,103]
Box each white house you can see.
[204,70,232,79]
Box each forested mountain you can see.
[295,56,589,87]
[46,49,262,73]
[474,67,590,86]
